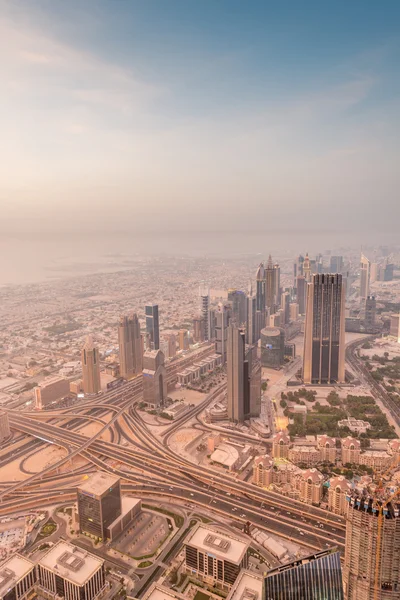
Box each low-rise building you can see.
[328,476,351,516]
[358,450,391,470]
[341,437,361,465]
[0,554,36,600]
[184,524,249,590]
[338,418,371,434]
[272,431,290,459]
[289,445,320,467]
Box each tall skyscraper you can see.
[227,323,246,423]
[265,255,278,310]
[145,303,160,350]
[359,253,370,304]
[215,303,230,363]
[142,349,167,408]
[246,284,257,345]
[264,548,344,600]
[81,336,101,394]
[303,274,345,385]
[208,308,217,341]
[256,263,266,311]
[296,275,306,315]
[303,253,312,282]
[330,255,344,273]
[118,313,142,379]
[343,492,400,599]
[193,316,205,342]
[364,295,376,332]
[199,284,210,341]
[281,291,290,325]
[228,289,247,326]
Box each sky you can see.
[0,0,400,244]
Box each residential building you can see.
[359,253,370,304]
[0,410,11,443]
[272,431,290,459]
[0,554,36,600]
[34,376,70,409]
[341,437,361,465]
[178,329,189,351]
[358,450,391,471]
[303,273,345,384]
[253,455,274,487]
[118,313,142,379]
[37,541,106,600]
[261,327,285,369]
[142,349,167,408]
[184,524,249,590]
[328,476,350,516]
[81,336,101,395]
[343,493,400,600]
[289,445,320,467]
[317,435,337,463]
[264,549,344,600]
[77,472,121,540]
[145,304,160,350]
[298,468,324,505]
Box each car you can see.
[190,493,194,497]
[212,500,217,504]
[320,524,324,528]
[241,513,246,518]
[299,531,304,536]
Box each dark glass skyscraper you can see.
[264,549,344,600]
[145,303,159,350]
[303,273,345,385]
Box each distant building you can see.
[383,262,394,281]
[199,284,210,341]
[246,286,257,345]
[272,431,290,459]
[118,313,142,379]
[390,314,400,340]
[255,263,266,312]
[338,418,370,434]
[303,253,312,283]
[215,303,230,363]
[364,296,376,332]
[228,289,247,326]
[358,450,391,470]
[142,349,167,408]
[264,549,344,600]
[145,303,160,350]
[328,476,350,516]
[280,291,290,325]
[330,255,344,273]
[81,336,101,395]
[359,253,370,304]
[0,554,36,600]
[34,376,70,409]
[193,316,205,343]
[179,329,189,351]
[37,540,107,600]
[303,273,345,385]
[296,275,306,315]
[289,302,299,321]
[183,524,249,590]
[77,472,121,540]
[341,437,361,465]
[260,327,285,369]
[0,410,10,444]
[253,455,273,487]
[265,255,280,310]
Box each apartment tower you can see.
[118,313,142,379]
[81,336,101,394]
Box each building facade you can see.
[34,376,70,409]
[359,253,370,304]
[272,431,290,459]
[0,555,36,600]
[215,303,230,363]
[145,304,160,350]
[260,327,285,369]
[341,437,361,465]
[0,410,11,444]
[142,349,167,408]
[81,336,101,395]
[328,476,350,516]
[118,313,142,379]
[77,472,122,540]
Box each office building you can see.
[215,303,230,363]
[390,314,400,340]
[343,493,400,600]
[184,524,249,590]
[81,336,101,395]
[0,410,11,444]
[34,376,70,409]
[265,255,280,310]
[226,570,262,600]
[249,352,262,418]
[208,308,217,341]
[118,313,142,379]
[294,254,304,285]
[199,284,210,341]
[227,324,247,423]
[0,554,36,600]
[303,253,312,282]
[246,286,257,345]
[37,541,106,600]
[303,274,345,385]
[370,262,379,283]
[142,349,167,408]
[359,253,370,304]
[256,263,266,312]
[330,255,344,273]
[281,291,290,324]
[364,295,376,331]
[145,304,160,350]
[228,289,247,326]
[261,327,285,369]
[264,548,344,600]
[193,316,205,343]
[290,302,299,321]
[77,472,121,540]
[296,275,306,315]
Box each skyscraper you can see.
[199,284,210,341]
[145,303,160,350]
[364,295,376,332]
[265,255,279,310]
[81,336,101,394]
[330,255,344,273]
[359,253,370,304]
[118,313,142,379]
[281,291,290,325]
[193,316,205,342]
[142,349,167,408]
[228,289,247,326]
[246,284,257,345]
[215,303,230,363]
[303,274,345,385]
[264,548,344,600]
[256,263,266,311]
[77,471,121,539]
[303,253,312,282]
[343,492,400,599]
[227,323,245,423]
[296,275,306,315]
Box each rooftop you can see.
[39,541,103,586]
[185,524,249,564]
[226,569,263,600]
[78,471,120,497]
[0,555,35,597]
[211,443,239,467]
[142,583,186,600]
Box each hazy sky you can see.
[1,0,399,240]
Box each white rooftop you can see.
[226,569,263,600]
[185,524,249,565]
[39,541,103,586]
[78,471,120,497]
[0,555,35,596]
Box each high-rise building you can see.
[390,314,400,340]
[343,493,400,599]
[296,275,306,315]
[34,376,70,409]
[77,471,121,539]
[199,284,210,341]
[364,296,376,331]
[303,253,312,282]
[383,262,394,281]
[330,255,344,273]
[246,285,257,345]
[179,329,189,351]
[227,324,246,423]
[261,327,285,369]
[81,336,101,395]
[215,303,230,363]
[359,253,370,304]
[142,349,167,408]
[118,313,142,379]
[290,302,299,321]
[370,262,379,283]
[265,255,279,310]
[208,308,217,341]
[193,316,205,343]
[0,410,10,444]
[145,303,160,350]
[281,291,290,325]
[228,289,247,326]
[303,274,345,385]
[264,549,344,600]
[0,555,36,600]
[256,263,266,311]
